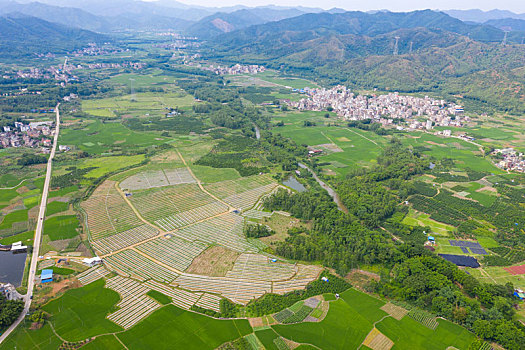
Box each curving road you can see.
[0,103,60,344]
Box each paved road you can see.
[0,103,60,344]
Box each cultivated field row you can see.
[171,212,255,252]
[136,234,208,271]
[194,293,222,313]
[119,168,195,191]
[144,279,201,310]
[154,201,229,231]
[106,275,160,329]
[173,273,272,305]
[204,175,275,199]
[242,209,273,219]
[91,224,158,255]
[77,266,110,286]
[225,253,296,282]
[81,180,143,240]
[223,183,278,211]
[130,183,216,222]
[104,249,179,283]
[272,264,323,294]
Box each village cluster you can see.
[202,63,266,75]
[0,120,65,153]
[289,86,470,130]
[493,148,525,173]
[3,61,145,83]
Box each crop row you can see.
[104,249,179,283]
[204,175,275,199]
[171,212,254,252]
[120,168,195,191]
[408,309,438,330]
[77,266,110,286]
[153,201,228,231]
[225,254,296,282]
[136,235,208,271]
[194,293,222,313]
[144,279,201,309]
[82,180,142,240]
[174,273,272,305]
[108,294,160,329]
[130,184,215,223]
[91,224,158,255]
[224,183,278,211]
[272,265,322,294]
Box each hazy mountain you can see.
[212,10,513,46]
[203,10,525,113]
[0,13,108,57]
[186,7,309,38]
[485,18,525,32]
[0,1,109,31]
[444,9,525,23]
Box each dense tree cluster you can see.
[0,294,23,330]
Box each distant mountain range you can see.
[202,10,525,114]
[444,9,525,23]
[0,13,107,58]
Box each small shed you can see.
[41,269,53,283]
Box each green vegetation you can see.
[43,215,80,240]
[146,290,172,305]
[118,305,252,350]
[46,201,69,216]
[42,279,122,341]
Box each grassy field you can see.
[117,305,252,350]
[190,165,240,183]
[400,133,503,173]
[377,316,476,350]
[0,230,34,245]
[402,209,455,236]
[0,321,62,349]
[82,92,196,118]
[0,209,29,230]
[272,111,387,175]
[43,215,80,240]
[46,201,69,216]
[271,288,477,350]
[43,279,122,342]
[60,120,167,154]
[146,290,172,305]
[80,155,146,178]
[82,335,125,350]
[255,71,319,89]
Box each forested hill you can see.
[0,14,108,58]
[203,10,525,114]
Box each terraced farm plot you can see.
[242,209,273,219]
[380,302,408,320]
[105,276,161,329]
[172,212,254,252]
[408,309,439,330]
[174,273,272,305]
[82,180,143,240]
[144,279,201,309]
[204,175,275,199]
[119,168,195,191]
[129,183,219,223]
[224,183,278,210]
[195,293,222,313]
[272,265,322,294]
[136,235,208,271]
[155,201,229,231]
[77,266,110,286]
[362,328,394,350]
[225,254,296,282]
[104,249,179,283]
[92,225,159,255]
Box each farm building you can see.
[83,257,102,267]
[41,269,53,283]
